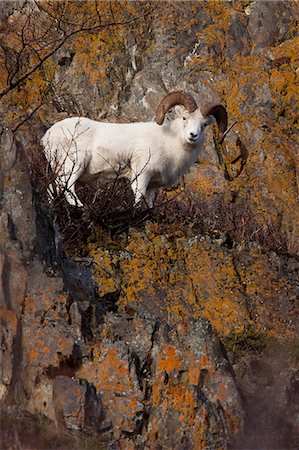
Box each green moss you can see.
[221,325,299,367]
[222,325,269,356]
[223,326,299,368]
[105,241,122,251]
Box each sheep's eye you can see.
[183,117,186,121]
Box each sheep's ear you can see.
[201,104,228,143]
[203,116,215,127]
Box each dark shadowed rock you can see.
[53,376,103,431]
[61,258,97,303]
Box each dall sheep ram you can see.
[42,91,228,208]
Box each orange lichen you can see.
[269,36,299,122]
[88,214,297,339]
[77,342,143,435]
[157,345,183,374]
[0,308,18,334]
[148,339,242,447]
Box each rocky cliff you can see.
[0,1,298,449]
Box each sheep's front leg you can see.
[131,173,151,208]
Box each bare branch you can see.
[0,6,156,100]
[12,100,44,133]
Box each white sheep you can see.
[42,91,227,208]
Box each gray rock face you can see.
[0,130,36,255]
[247,0,297,47]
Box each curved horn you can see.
[156,91,198,125]
[201,103,228,144]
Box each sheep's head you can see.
[155,91,228,144]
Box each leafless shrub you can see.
[22,119,289,256]
[157,187,289,254]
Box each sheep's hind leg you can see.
[144,188,156,209]
[60,169,84,207]
[65,183,83,207]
